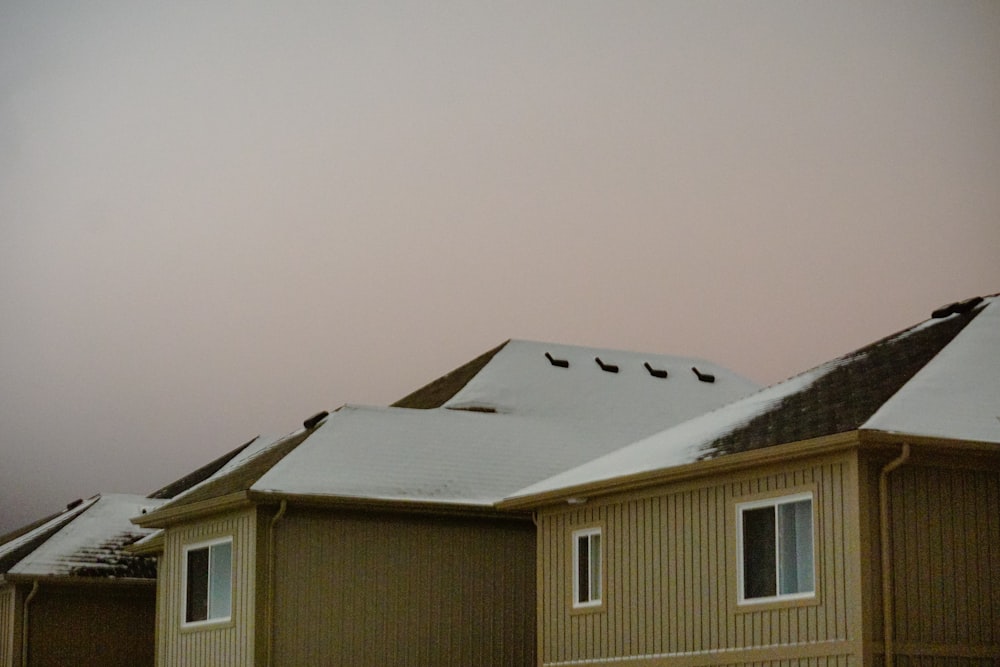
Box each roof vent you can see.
[66,498,83,511]
[303,411,329,429]
[644,362,668,379]
[595,357,619,373]
[545,352,569,368]
[931,296,983,319]
[691,367,715,383]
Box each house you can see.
[132,339,759,667]
[0,434,272,667]
[500,296,1000,666]
[0,494,166,667]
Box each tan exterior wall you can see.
[861,456,1000,666]
[0,584,19,667]
[537,454,861,666]
[156,508,259,667]
[25,583,155,667]
[271,508,536,666]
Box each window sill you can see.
[735,593,819,613]
[180,617,235,633]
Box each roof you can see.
[391,341,508,408]
[506,295,999,503]
[143,429,314,517]
[148,435,263,499]
[0,494,166,579]
[143,340,759,516]
[405,339,758,426]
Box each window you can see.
[572,527,602,608]
[737,492,814,603]
[183,538,233,625]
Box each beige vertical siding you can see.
[886,463,1000,664]
[539,456,858,666]
[272,508,535,667]
[0,584,18,667]
[156,508,258,667]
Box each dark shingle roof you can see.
[391,341,508,409]
[703,304,982,458]
[148,436,261,499]
[146,429,314,514]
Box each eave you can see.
[1,573,156,588]
[247,490,531,521]
[497,431,863,511]
[131,491,253,528]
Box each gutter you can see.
[21,580,39,667]
[266,500,287,667]
[878,443,910,667]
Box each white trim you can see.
[571,527,602,608]
[180,536,234,628]
[735,491,815,605]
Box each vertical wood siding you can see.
[272,509,535,666]
[156,508,258,667]
[0,584,17,667]
[539,458,857,666]
[888,464,1000,662]
[27,585,155,667]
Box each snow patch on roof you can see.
[864,296,1000,443]
[7,494,166,578]
[506,365,830,500]
[164,433,282,504]
[0,498,98,566]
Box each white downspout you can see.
[266,500,287,667]
[879,443,910,667]
[21,580,39,667]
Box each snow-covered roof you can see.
[506,296,999,503]
[2,494,165,578]
[146,341,759,513]
[162,433,282,505]
[864,296,1000,442]
[438,340,759,431]
[252,406,597,505]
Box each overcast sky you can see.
[1,2,998,536]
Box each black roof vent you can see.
[931,296,983,319]
[644,362,668,379]
[595,357,619,373]
[66,498,84,511]
[303,411,329,429]
[691,367,715,383]
[545,352,569,368]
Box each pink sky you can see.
[1,2,998,535]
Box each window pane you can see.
[577,535,589,603]
[209,542,233,619]
[186,548,209,622]
[589,534,601,602]
[778,500,814,595]
[742,507,776,599]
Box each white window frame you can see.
[181,537,233,627]
[736,491,815,605]
[572,527,602,609]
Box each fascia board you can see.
[498,431,862,511]
[131,492,252,528]
[247,490,530,521]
